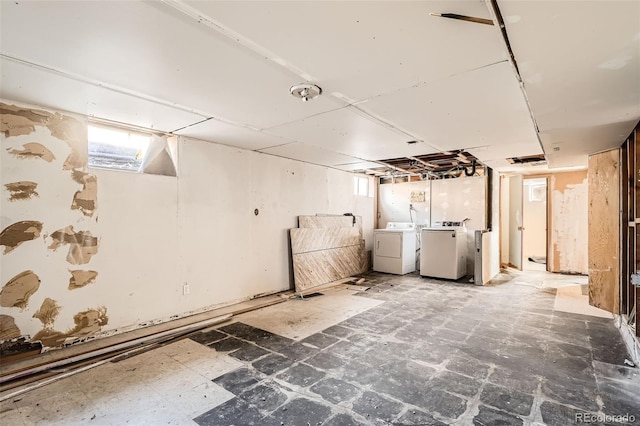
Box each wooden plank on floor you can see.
[293,243,368,292]
[588,148,620,314]
[290,227,362,254]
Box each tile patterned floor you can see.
[1,270,639,425]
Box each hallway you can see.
[1,270,638,425]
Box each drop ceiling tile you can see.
[174,118,294,151]
[258,142,362,167]
[333,161,386,172]
[467,141,543,164]
[185,1,508,102]
[499,1,640,132]
[0,1,346,130]
[266,106,439,160]
[0,57,205,131]
[359,61,541,153]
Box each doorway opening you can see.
[523,177,548,271]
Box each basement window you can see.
[88,125,151,172]
[354,176,373,197]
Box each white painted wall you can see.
[0,100,374,346]
[378,176,488,275]
[378,180,430,227]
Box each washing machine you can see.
[373,222,417,275]
[420,225,467,279]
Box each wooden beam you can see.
[407,156,436,170]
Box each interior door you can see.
[509,175,523,269]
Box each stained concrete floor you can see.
[1,270,639,425]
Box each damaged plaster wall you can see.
[549,171,588,274]
[1,101,103,349]
[1,99,374,350]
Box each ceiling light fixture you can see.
[290,83,322,102]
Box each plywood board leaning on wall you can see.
[291,215,368,293]
[588,149,620,314]
[548,171,588,274]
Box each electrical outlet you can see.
[183,283,190,295]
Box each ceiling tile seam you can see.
[1,53,286,136]
[171,117,213,133]
[346,104,442,152]
[255,141,299,152]
[352,59,510,107]
[486,0,545,156]
[258,140,388,166]
[160,0,315,82]
[260,105,353,132]
[0,53,210,124]
[254,150,353,171]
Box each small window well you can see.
[88,125,150,172]
[88,124,178,176]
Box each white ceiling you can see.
[1,1,638,173]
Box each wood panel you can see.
[291,214,367,293]
[548,170,588,274]
[588,149,620,314]
[298,215,362,231]
[292,243,368,292]
[290,227,361,255]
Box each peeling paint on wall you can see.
[0,104,51,137]
[71,171,97,216]
[0,271,41,309]
[32,297,61,329]
[7,142,56,162]
[4,181,39,201]
[48,226,99,264]
[68,270,98,290]
[0,315,21,340]
[0,221,43,253]
[33,306,108,348]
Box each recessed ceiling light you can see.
[290,83,322,102]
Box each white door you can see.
[375,232,402,258]
[509,175,524,270]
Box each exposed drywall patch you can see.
[47,114,87,170]
[0,103,51,137]
[0,220,43,253]
[32,329,67,348]
[68,270,98,290]
[48,225,99,264]
[4,181,39,201]
[7,142,56,162]
[0,271,41,309]
[0,315,22,340]
[71,171,98,216]
[32,297,61,328]
[33,306,108,348]
[69,307,109,336]
[0,102,86,169]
